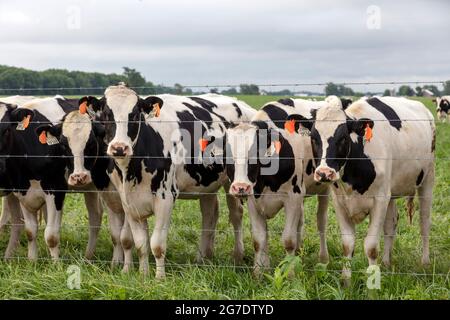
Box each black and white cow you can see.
[0,96,107,261]
[35,110,127,268]
[434,96,450,122]
[0,96,36,258]
[287,96,435,282]
[223,98,330,276]
[79,85,256,278]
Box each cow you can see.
[35,110,127,268]
[79,85,256,278]
[222,98,330,276]
[286,95,435,283]
[434,96,450,122]
[0,96,106,261]
[0,96,36,255]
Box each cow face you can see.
[225,121,280,198]
[435,97,450,122]
[79,85,163,159]
[287,98,373,183]
[0,103,34,175]
[36,111,106,187]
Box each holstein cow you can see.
[0,96,36,255]
[287,96,435,282]
[434,96,450,122]
[0,96,107,260]
[223,98,330,276]
[79,86,255,278]
[35,110,127,267]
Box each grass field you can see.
[0,96,448,300]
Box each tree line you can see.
[1,65,449,97]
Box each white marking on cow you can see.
[62,111,92,177]
[22,97,67,124]
[105,85,138,153]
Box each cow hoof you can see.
[382,258,391,268]
[155,270,166,280]
[233,250,245,265]
[319,253,329,264]
[421,256,431,267]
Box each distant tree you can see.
[423,85,440,96]
[442,81,450,95]
[398,85,415,96]
[122,67,146,88]
[209,88,219,94]
[221,87,238,95]
[415,86,423,96]
[383,89,391,96]
[173,83,184,95]
[325,82,339,96]
[240,84,260,95]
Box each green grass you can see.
[0,96,448,300]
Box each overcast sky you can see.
[0,0,449,92]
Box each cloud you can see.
[0,0,449,92]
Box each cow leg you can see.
[105,206,125,268]
[83,192,103,260]
[4,194,24,259]
[364,200,389,267]
[44,195,63,260]
[316,193,329,264]
[21,205,39,261]
[382,199,398,267]
[225,182,244,263]
[120,218,134,273]
[150,197,174,279]
[283,197,302,256]
[335,202,355,285]
[197,194,219,262]
[248,198,269,278]
[126,213,149,275]
[0,196,11,234]
[418,167,434,266]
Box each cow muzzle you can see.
[68,172,92,186]
[108,142,132,157]
[314,167,338,183]
[230,182,252,198]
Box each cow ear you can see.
[79,96,103,114]
[35,124,62,145]
[140,96,164,118]
[92,122,106,139]
[10,108,35,131]
[340,98,353,109]
[285,114,313,134]
[348,118,374,137]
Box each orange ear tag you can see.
[199,138,209,152]
[39,131,47,144]
[274,141,282,154]
[364,124,373,143]
[22,115,31,129]
[79,101,88,114]
[284,119,295,134]
[153,103,161,117]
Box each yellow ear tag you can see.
[79,101,88,114]
[364,124,373,143]
[39,131,47,144]
[153,103,161,117]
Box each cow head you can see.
[435,97,450,122]
[286,96,374,183]
[0,103,35,175]
[225,121,281,198]
[78,85,163,159]
[36,111,106,187]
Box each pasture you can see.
[0,96,448,300]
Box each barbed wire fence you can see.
[0,80,448,279]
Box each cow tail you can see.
[406,196,415,225]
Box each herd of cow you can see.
[0,85,444,282]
